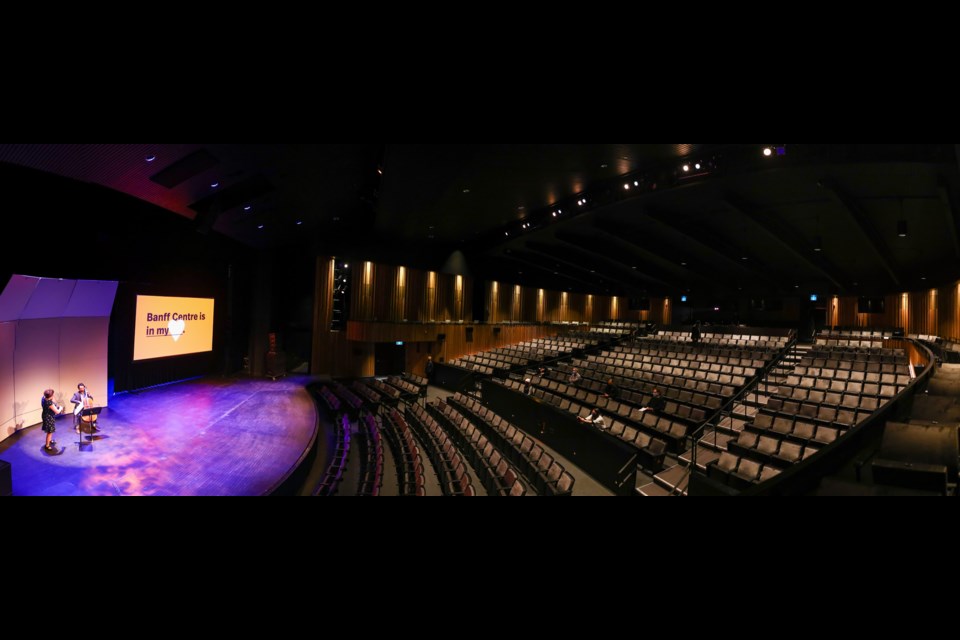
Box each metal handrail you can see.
[689,335,798,475]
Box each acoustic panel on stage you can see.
[20,278,77,320]
[0,276,117,442]
[59,317,110,414]
[0,323,16,439]
[13,318,63,429]
[0,275,39,322]
[64,280,119,318]
[133,295,215,361]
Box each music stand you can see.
[77,407,102,450]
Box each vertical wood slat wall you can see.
[484,281,668,325]
[313,257,375,378]
[829,285,954,339]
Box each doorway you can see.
[375,343,406,376]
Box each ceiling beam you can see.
[520,243,656,293]
[588,220,720,285]
[938,178,960,260]
[722,194,848,292]
[821,178,900,287]
[492,254,597,290]
[551,230,702,290]
[636,208,783,288]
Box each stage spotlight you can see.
[695,163,701,170]
[898,220,908,237]
[552,212,557,217]
[681,296,688,303]
[624,184,630,190]
[682,165,690,172]
[763,147,773,157]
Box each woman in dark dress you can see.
[41,388,64,452]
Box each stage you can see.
[0,376,318,496]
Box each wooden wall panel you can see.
[940,282,960,341]
[829,286,947,338]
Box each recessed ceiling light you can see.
[211,182,220,189]
[333,217,341,222]
[463,189,471,194]
[145,155,156,163]
[763,147,773,157]
[258,225,264,230]
[244,205,252,212]
[296,221,303,225]
[624,184,630,190]
[680,262,687,267]
[601,163,608,169]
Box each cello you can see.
[79,389,99,430]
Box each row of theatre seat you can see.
[497,377,680,456]
[357,414,385,496]
[705,345,916,490]
[447,393,575,496]
[622,340,774,363]
[411,402,527,496]
[380,409,426,496]
[331,382,363,412]
[352,380,382,405]
[404,403,477,496]
[317,387,341,413]
[656,330,790,350]
[535,370,711,423]
[315,415,351,496]
[386,376,422,398]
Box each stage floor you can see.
[0,376,318,496]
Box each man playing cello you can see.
[71,382,100,434]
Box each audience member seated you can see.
[603,378,619,400]
[578,408,606,429]
[638,388,666,414]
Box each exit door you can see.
[375,343,406,376]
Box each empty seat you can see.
[758,465,781,483]
[774,441,804,465]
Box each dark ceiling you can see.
[1,143,957,298]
